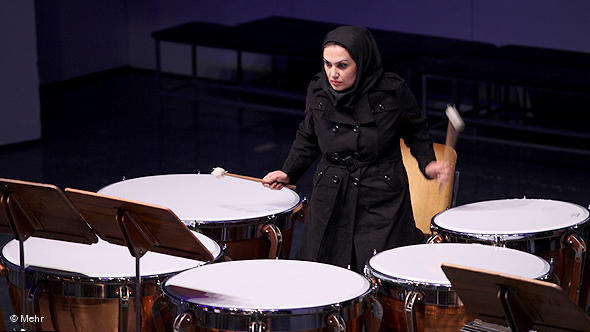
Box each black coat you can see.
[282,72,435,272]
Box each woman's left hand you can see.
[425,160,451,184]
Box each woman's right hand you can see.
[262,170,290,190]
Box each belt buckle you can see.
[343,157,358,172]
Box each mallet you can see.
[211,167,296,190]
[444,104,465,149]
[439,105,464,192]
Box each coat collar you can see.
[321,94,375,125]
[311,72,404,126]
[372,72,404,92]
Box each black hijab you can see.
[320,26,384,109]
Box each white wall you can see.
[0,1,41,145]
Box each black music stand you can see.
[442,262,590,332]
[0,178,98,331]
[65,188,213,332]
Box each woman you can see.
[263,26,450,272]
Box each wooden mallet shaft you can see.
[211,167,296,190]
[225,172,297,190]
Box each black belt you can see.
[325,152,397,172]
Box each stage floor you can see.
[1,68,589,329]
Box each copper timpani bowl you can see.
[429,199,590,307]
[1,233,222,332]
[366,243,552,332]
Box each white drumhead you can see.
[99,174,300,223]
[369,243,550,286]
[1,232,220,278]
[433,199,589,234]
[164,260,370,310]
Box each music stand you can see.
[0,178,98,331]
[65,188,213,332]
[442,262,590,332]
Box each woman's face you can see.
[323,44,357,91]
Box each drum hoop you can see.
[162,277,373,317]
[2,262,216,299]
[368,261,552,306]
[187,205,299,228]
[166,293,371,331]
[187,212,296,241]
[0,239,225,298]
[0,237,224,281]
[430,199,590,239]
[189,197,302,225]
[367,254,553,291]
[431,218,589,244]
[368,265,453,291]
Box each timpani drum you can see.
[366,243,552,332]
[99,174,302,260]
[1,233,222,332]
[163,259,381,332]
[429,198,590,306]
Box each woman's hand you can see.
[425,160,451,184]
[262,170,291,190]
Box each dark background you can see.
[1,0,590,329]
